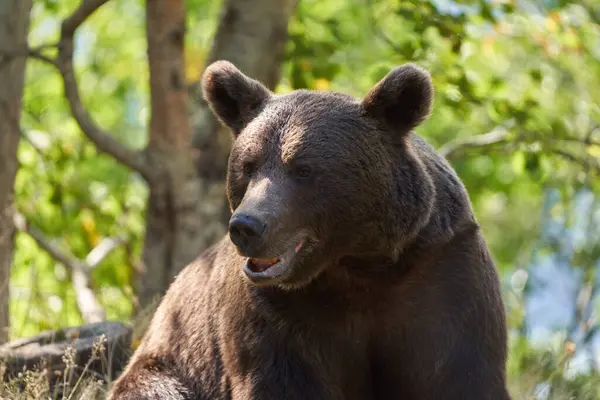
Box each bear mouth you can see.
[244,238,307,282]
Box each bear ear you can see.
[361,64,434,134]
[202,60,272,135]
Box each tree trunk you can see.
[0,0,33,344]
[136,0,298,311]
[137,0,199,310]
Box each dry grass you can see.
[0,335,108,400]
[0,299,161,400]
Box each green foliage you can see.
[13,0,150,337]
[11,0,600,397]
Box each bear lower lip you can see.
[243,238,308,282]
[247,257,280,273]
[244,257,290,281]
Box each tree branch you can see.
[438,127,600,174]
[62,0,110,36]
[438,127,510,159]
[552,149,600,173]
[26,47,56,66]
[26,0,155,181]
[12,212,122,324]
[85,237,124,269]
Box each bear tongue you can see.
[248,257,279,272]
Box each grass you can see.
[1,335,108,400]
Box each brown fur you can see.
[108,61,511,399]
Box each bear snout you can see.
[228,213,268,256]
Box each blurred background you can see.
[0,0,599,398]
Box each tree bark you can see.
[136,0,298,310]
[0,0,33,344]
[137,0,201,309]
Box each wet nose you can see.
[228,214,267,252]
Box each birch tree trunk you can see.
[0,0,33,344]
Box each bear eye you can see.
[242,162,255,177]
[295,165,312,179]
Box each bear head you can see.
[202,60,436,288]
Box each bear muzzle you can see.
[243,237,307,283]
[228,208,313,284]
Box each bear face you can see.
[202,61,436,289]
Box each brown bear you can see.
[107,60,511,400]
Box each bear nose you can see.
[228,214,267,253]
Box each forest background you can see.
[0,0,599,398]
